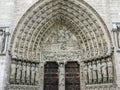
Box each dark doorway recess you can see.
[44,62,58,90]
[65,62,80,90]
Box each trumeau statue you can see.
[0,29,5,53]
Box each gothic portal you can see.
[7,0,115,90]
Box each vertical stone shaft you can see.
[59,62,65,90]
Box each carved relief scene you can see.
[41,24,79,51]
[7,0,116,90]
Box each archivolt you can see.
[10,0,112,61]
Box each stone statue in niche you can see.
[88,62,92,84]
[107,58,113,82]
[26,63,30,85]
[97,60,102,83]
[22,62,26,84]
[92,61,97,84]
[0,29,5,53]
[101,59,107,83]
[31,64,35,85]
[10,60,16,84]
[16,61,22,84]
[84,63,88,84]
[59,63,65,86]
[35,64,39,85]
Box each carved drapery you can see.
[0,27,10,54]
[9,59,39,85]
[84,56,114,85]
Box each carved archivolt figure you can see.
[97,60,102,83]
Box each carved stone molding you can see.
[7,85,39,90]
[42,50,83,62]
[9,0,112,61]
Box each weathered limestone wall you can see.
[0,0,120,90]
[12,0,38,31]
[84,0,111,30]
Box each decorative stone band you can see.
[7,85,39,90]
[42,50,83,62]
[85,83,116,90]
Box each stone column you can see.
[39,61,44,90]
[58,62,65,90]
[80,62,85,90]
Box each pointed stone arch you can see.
[9,0,113,62]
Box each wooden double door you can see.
[44,62,80,90]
